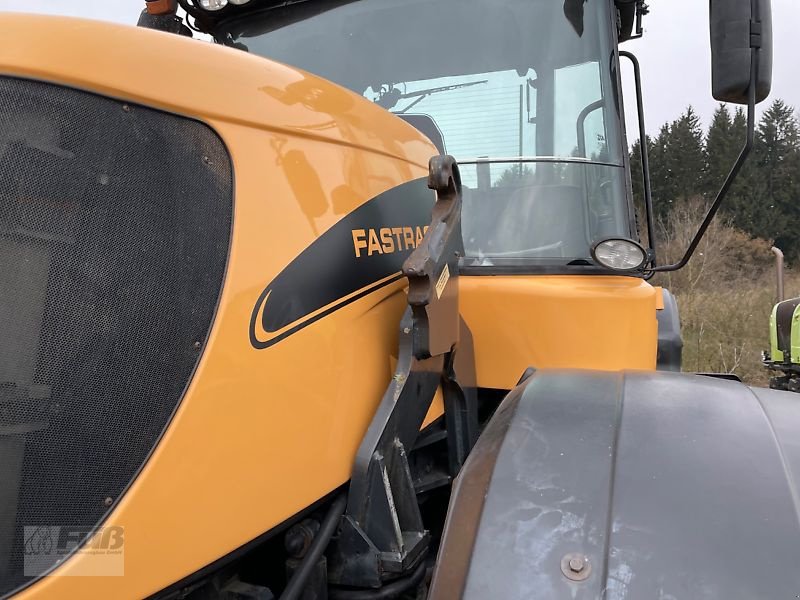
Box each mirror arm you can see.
[649,45,758,273]
[620,51,656,267]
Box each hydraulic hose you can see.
[328,560,428,600]
[279,494,347,600]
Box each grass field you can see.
[650,199,785,385]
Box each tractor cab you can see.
[216,0,636,271]
[198,0,666,387]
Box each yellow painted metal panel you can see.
[4,14,439,599]
[460,275,659,390]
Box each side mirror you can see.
[710,0,773,104]
[649,0,773,274]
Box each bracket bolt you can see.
[568,556,585,572]
[561,553,591,581]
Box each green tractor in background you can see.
[763,247,800,390]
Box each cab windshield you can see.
[222,0,633,269]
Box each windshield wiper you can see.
[375,80,488,112]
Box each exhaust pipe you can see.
[771,246,784,303]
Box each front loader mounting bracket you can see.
[327,156,478,589]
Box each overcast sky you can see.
[1,0,797,143]
[620,0,798,141]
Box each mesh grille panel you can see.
[0,77,233,594]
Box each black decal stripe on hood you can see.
[250,272,405,349]
[249,177,433,349]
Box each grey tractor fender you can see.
[429,369,800,599]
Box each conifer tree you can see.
[755,100,800,252]
[629,100,800,258]
[704,104,734,195]
[647,123,672,219]
[665,106,706,203]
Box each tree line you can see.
[630,99,800,258]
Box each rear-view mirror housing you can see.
[710,0,772,104]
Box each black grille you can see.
[0,77,232,595]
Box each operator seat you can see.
[396,113,446,155]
